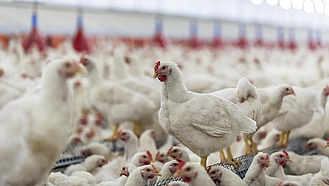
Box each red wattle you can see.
[72,27,92,54]
[182,177,191,183]
[158,75,167,82]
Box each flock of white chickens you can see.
[1,37,329,186]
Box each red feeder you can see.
[237,37,248,49]
[72,14,92,54]
[213,37,223,48]
[23,13,46,53]
[154,32,167,49]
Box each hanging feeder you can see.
[22,2,46,53]
[212,21,223,49]
[236,24,248,49]
[189,20,201,49]
[72,9,92,54]
[153,16,167,49]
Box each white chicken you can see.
[244,152,283,186]
[80,56,156,140]
[285,151,327,175]
[304,138,329,156]
[290,85,329,140]
[256,84,295,130]
[154,61,257,169]
[124,164,162,186]
[64,155,108,176]
[265,151,312,186]
[207,165,247,186]
[273,86,318,148]
[157,159,181,181]
[0,56,84,186]
[211,77,262,155]
[173,160,215,186]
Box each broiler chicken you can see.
[273,86,319,148]
[154,61,257,169]
[124,164,162,186]
[304,138,329,156]
[290,85,329,140]
[265,151,312,186]
[80,56,156,140]
[64,155,108,176]
[257,85,296,148]
[211,77,262,156]
[244,152,283,186]
[207,165,247,186]
[174,160,215,186]
[0,56,84,186]
[157,159,181,181]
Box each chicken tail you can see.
[239,116,257,134]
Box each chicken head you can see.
[174,161,198,183]
[257,153,270,168]
[140,165,162,179]
[207,166,222,183]
[281,86,296,96]
[274,151,292,166]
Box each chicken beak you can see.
[76,63,88,76]
[153,71,160,79]
[286,158,292,162]
[154,171,162,177]
[151,159,155,163]
[164,153,170,157]
[292,90,296,96]
[325,143,329,148]
[119,172,125,176]
[174,170,184,178]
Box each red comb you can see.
[177,160,186,171]
[167,146,174,154]
[327,138,329,142]
[207,166,211,173]
[176,158,183,163]
[283,150,289,157]
[147,151,153,159]
[156,151,160,158]
[154,61,161,72]
[151,164,158,172]
[116,129,122,136]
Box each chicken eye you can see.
[173,163,178,166]
[279,155,283,158]
[147,169,150,172]
[122,132,126,136]
[173,150,177,153]
[186,167,191,171]
[212,171,216,174]
[261,157,264,160]
[286,88,289,91]
[65,63,71,68]
[162,66,165,70]
[160,154,164,157]
[143,155,147,158]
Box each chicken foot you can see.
[133,120,143,137]
[106,124,120,141]
[226,147,241,170]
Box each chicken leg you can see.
[220,150,226,162]
[283,130,291,148]
[133,120,143,137]
[200,157,207,170]
[226,147,241,170]
[277,131,286,148]
[106,124,120,141]
[243,135,252,154]
[250,138,259,154]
